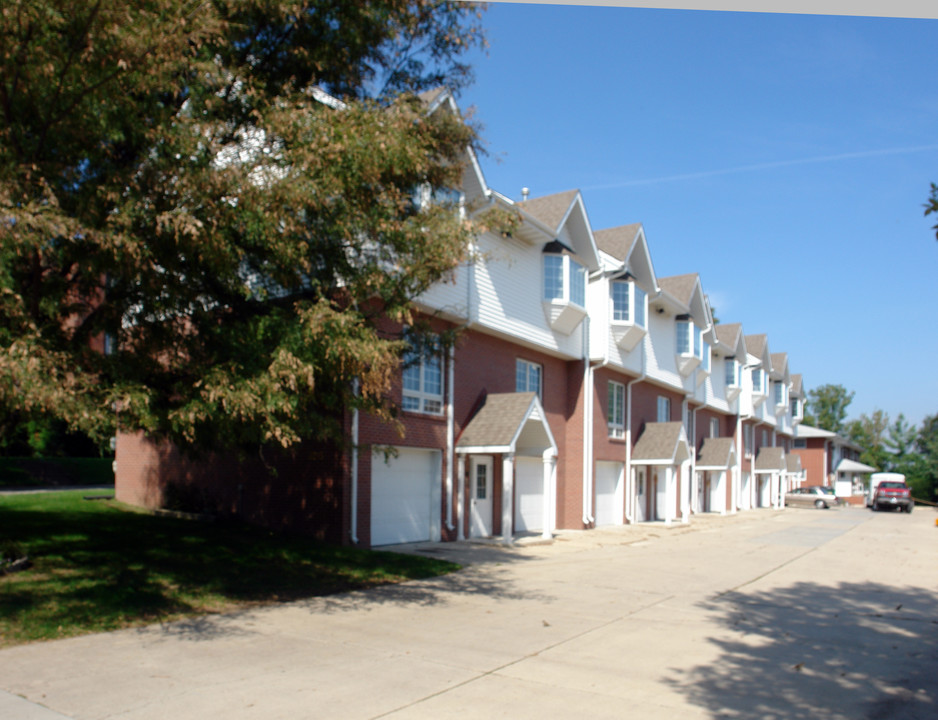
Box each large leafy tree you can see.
[0,1,486,452]
[845,409,889,471]
[914,413,938,502]
[804,383,854,434]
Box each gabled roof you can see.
[594,223,657,293]
[518,190,579,232]
[790,373,803,396]
[754,446,787,473]
[697,437,737,470]
[786,454,803,473]
[632,422,691,465]
[456,392,556,456]
[770,352,790,382]
[655,273,711,328]
[594,224,642,260]
[516,189,600,271]
[745,333,772,369]
[835,458,878,474]
[714,323,747,358]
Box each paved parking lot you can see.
[2,505,936,719]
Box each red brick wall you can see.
[115,430,347,543]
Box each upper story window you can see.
[700,338,711,373]
[761,429,768,447]
[676,321,691,355]
[543,253,586,307]
[676,320,706,360]
[752,368,765,395]
[608,381,625,439]
[657,396,671,423]
[725,358,740,387]
[773,381,787,407]
[790,398,802,418]
[794,438,806,449]
[744,424,753,455]
[402,345,443,415]
[611,280,647,327]
[516,358,542,398]
[710,418,720,438]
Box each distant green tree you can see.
[804,384,854,434]
[925,183,938,240]
[884,413,927,497]
[846,409,889,471]
[914,413,938,502]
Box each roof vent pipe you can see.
[521,187,530,202]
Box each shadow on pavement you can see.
[668,581,938,719]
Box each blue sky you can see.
[454,2,938,430]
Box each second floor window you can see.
[725,359,740,387]
[752,368,764,394]
[402,347,443,414]
[676,321,691,355]
[608,381,625,438]
[744,424,753,455]
[657,396,671,423]
[774,381,787,406]
[543,253,586,307]
[710,418,719,437]
[516,358,542,398]
[611,281,647,327]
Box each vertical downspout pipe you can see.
[582,316,594,526]
[445,344,455,532]
[625,340,647,524]
[350,379,360,544]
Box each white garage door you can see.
[595,461,623,527]
[371,447,440,546]
[514,457,543,533]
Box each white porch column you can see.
[541,452,554,540]
[502,453,514,544]
[665,467,674,526]
[457,454,466,541]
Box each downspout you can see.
[349,378,360,544]
[445,344,455,533]
[690,372,703,516]
[582,315,594,526]
[625,339,647,523]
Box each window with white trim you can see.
[676,321,691,355]
[516,358,542,398]
[657,396,671,423]
[725,358,740,387]
[773,381,787,406]
[543,253,586,307]
[611,281,647,327]
[701,338,711,372]
[402,344,443,414]
[608,381,625,438]
[752,368,764,394]
[710,418,719,437]
[744,424,753,455]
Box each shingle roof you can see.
[594,224,642,261]
[632,422,688,463]
[791,373,803,395]
[771,352,788,374]
[786,455,803,473]
[697,437,736,469]
[417,86,447,106]
[657,274,699,306]
[518,190,579,232]
[754,446,786,472]
[715,323,742,350]
[456,392,538,449]
[745,334,767,358]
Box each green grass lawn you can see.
[0,490,459,647]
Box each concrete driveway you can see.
[2,506,936,719]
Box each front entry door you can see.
[470,456,494,538]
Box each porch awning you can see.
[632,422,691,465]
[696,437,736,470]
[456,392,557,458]
[754,446,786,474]
[835,458,877,474]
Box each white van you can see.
[867,472,906,507]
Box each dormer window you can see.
[725,359,740,387]
[611,280,646,327]
[773,381,787,407]
[752,368,765,395]
[676,319,706,376]
[790,397,803,420]
[543,253,585,307]
[542,247,588,335]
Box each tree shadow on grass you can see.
[667,581,938,719]
[0,494,545,645]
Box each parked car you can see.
[867,472,906,507]
[785,486,839,509]
[870,481,913,513]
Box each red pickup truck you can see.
[871,481,913,513]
